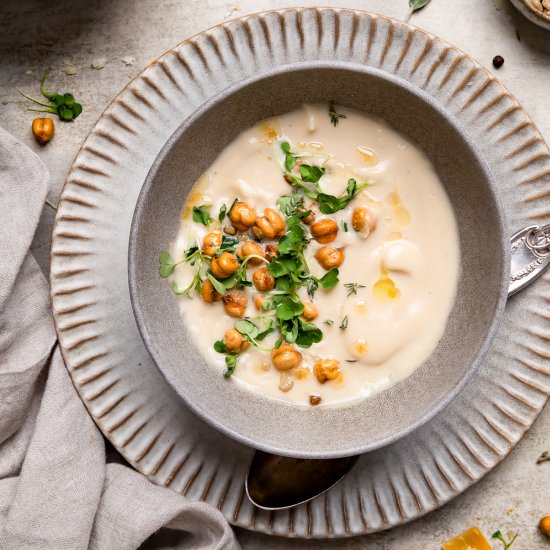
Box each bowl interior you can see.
[129,65,509,458]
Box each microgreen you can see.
[537,451,550,464]
[345,359,357,363]
[213,341,240,377]
[17,68,83,121]
[159,251,181,278]
[215,235,239,255]
[276,192,304,217]
[317,179,371,214]
[299,164,325,183]
[276,296,304,320]
[318,268,339,291]
[218,204,227,222]
[339,315,349,330]
[491,531,518,550]
[342,220,348,232]
[192,205,213,226]
[171,281,186,295]
[328,101,346,127]
[206,272,227,296]
[344,282,366,297]
[224,355,237,377]
[214,340,227,353]
[324,319,334,326]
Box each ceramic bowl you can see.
[129,64,509,458]
[509,0,550,52]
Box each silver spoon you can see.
[246,222,550,511]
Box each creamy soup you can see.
[163,104,460,407]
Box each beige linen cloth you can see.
[0,127,239,550]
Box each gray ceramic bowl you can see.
[129,64,509,458]
[509,0,550,53]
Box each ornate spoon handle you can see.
[509,223,550,297]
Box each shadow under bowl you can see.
[129,64,509,459]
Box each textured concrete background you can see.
[1,0,549,548]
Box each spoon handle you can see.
[509,223,550,297]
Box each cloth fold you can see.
[0,127,239,550]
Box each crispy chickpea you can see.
[315,246,345,270]
[272,344,302,371]
[237,241,264,266]
[224,328,249,353]
[223,292,248,318]
[252,267,275,292]
[309,395,321,405]
[32,117,55,145]
[253,208,285,240]
[314,359,341,384]
[351,207,377,238]
[200,279,222,303]
[301,301,319,321]
[302,210,315,225]
[265,243,279,261]
[211,252,239,279]
[540,516,550,537]
[229,201,257,231]
[311,218,338,244]
[202,231,222,256]
[254,294,266,311]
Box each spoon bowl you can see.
[246,450,360,510]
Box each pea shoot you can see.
[18,68,83,122]
[192,205,213,226]
[491,530,518,550]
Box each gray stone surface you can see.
[1,0,549,548]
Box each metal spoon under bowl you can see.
[246,222,550,511]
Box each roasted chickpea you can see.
[253,267,275,292]
[301,301,319,321]
[237,241,264,266]
[272,344,302,371]
[314,359,341,384]
[309,395,321,405]
[540,516,550,537]
[265,243,279,261]
[223,292,248,318]
[224,328,249,353]
[211,252,239,279]
[352,207,377,238]
[229,201,257,231]
[302,210,315,225]
[202,231,222,256]
[32,117,55,145]
[200,279,222,303]
[253,208,285,240]
[254,294,266,311]
[311,218,338,244]
[315,246,345,270]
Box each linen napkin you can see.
[0,126,239,550]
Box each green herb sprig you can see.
[18,68,83,121]
[344,282,366,297]
[328,101,346,127]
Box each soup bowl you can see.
[129,63,509,458]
